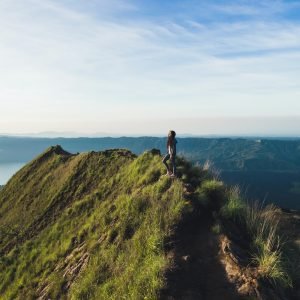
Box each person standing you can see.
[162,130,177,177]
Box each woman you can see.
[162,130,177,177]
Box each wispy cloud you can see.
[209,0,300,17]
[0,0,299,134]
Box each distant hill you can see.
[1,136,300,209]
[1,136,300,171]
[0,146,299,299]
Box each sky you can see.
[0,0,300,136]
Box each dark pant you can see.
[162,153,176,174]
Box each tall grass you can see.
[220,187,292,287]
[220,186,246,221]
[193,174,290,288]
[245,203,292,287]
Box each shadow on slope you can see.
[279,209,300,299]
[161,207,242,300]
[160,159,243,299]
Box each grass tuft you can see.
[221,186,246,221]
[245,203,292,287]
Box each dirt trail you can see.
[161,208,243,300]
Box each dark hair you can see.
[167,130,176,148]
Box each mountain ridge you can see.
[0,146,299,299]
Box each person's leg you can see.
[171,155,176,175]
[162,154,171,174]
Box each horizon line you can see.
[1,133,300,139]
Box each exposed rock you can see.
[220,235,259,298]
[221,236,250,266]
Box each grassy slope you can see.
[0,146,190,299]
[0,146,298,299]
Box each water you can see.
[0,163,25,185]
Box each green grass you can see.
[219,187,292,288]
[0,146,297,298]
[211,223,221,235]
[0,147,190,299]
[220,186,246,221]
[195,179,225,208]
[245,204,292,287]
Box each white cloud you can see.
[0,0,299,134]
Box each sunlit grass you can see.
[220,186,246,221]
[0,146,297,298]
[0,148,189,299]
[245,203,292,287]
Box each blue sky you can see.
[0,0,300,136]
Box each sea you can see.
[0,163,25,185]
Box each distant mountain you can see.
[0,146,299,299]
[1,136,299,208]
[1,136,300,171]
